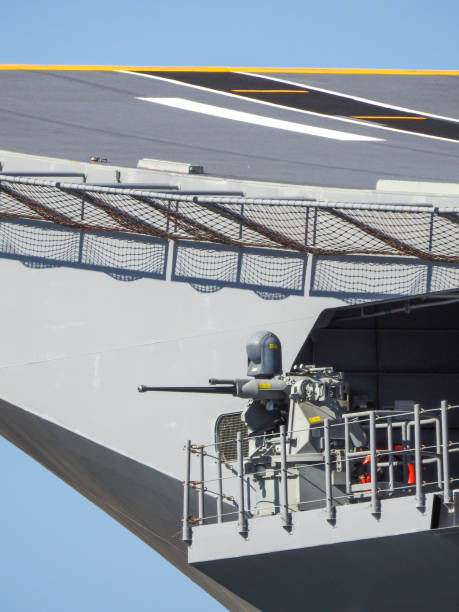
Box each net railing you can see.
[0,175,458,263]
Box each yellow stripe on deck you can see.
[231,89,309,93]
[352,115,427,120]
[1,65,459,75]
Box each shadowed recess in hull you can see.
[296,298,459,414]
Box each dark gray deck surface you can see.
[1,70,459,188]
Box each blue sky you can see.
[1,0,459,68]
[0,437,221,612]
[0,2,458,611]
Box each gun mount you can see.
[138,330,366,446]
[139,330,369,518]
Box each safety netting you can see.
[0,175,458,263]
[310,255,459,304]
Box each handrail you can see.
[2,173,454,211]
[181,403,458,544]
[1,174,458,263]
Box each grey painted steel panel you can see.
[190,493,436,562]
[193,527,459,612]
[0,241,457,609]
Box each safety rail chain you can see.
[0,175,458,262]
[181,402,459,543]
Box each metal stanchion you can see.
[182,440,192,543]
[440,400,452,507]
[198,446,205,525]
[435,417,442,489]
[324,419,335,522]
[344,415,351,496]
[401,421,408,483]
[370,411,380,517]
[387,417,394,493]
[414,404,425,511]
[237,432,248,536]
[280,425,292,530]
[217,447,223,523]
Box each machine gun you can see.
[138,331,289,435]
[138,330,366,451]
[139,329,285,397]
[138,376,288,399]
[139,331,368,517]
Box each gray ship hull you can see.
[194,526,459,612]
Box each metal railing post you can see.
[217,447,223,523]
[401,421,408,483]
[387,417,394,493]
[344,415,351,496]
[324,419,335,522]
[312,206,318,245]
[414,404,425,511]
[182,440,192,543]
[440,400,452,507]
[280,425,292,530]
[369,411,380,516]
[198,446,205,525]
[237,432,248,536]
[434,417,442,489]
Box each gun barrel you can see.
[138,385,236,394]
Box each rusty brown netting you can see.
[0,176,458,263]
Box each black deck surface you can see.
[140,70,459,141]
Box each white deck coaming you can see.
[3,148,459,207]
